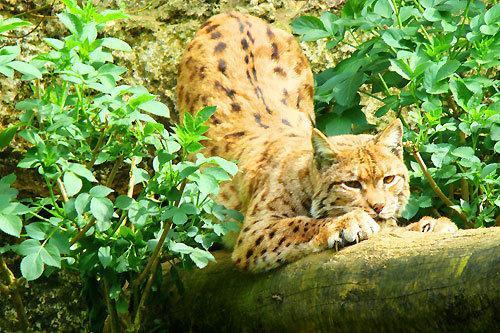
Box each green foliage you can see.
[292,0,499,227]
[0,1,241,331]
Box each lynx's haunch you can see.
[177,12,457,272]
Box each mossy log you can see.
[164,227,500,333]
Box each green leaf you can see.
[374,0,392,18]
[82,22,97,43]
[0,125,18,149]
[68,163,97,182]
[324,114,352,135]
[317,71,363,106]
[173,211,188,226]
[435,60,460,82]
[210,156,238,176]
[401,197,419,220]
[40,243,61,268]
[170,242,193,254]
[101,37,132,51]
[17,239,41,256]
[484,4,500,25]
[90,197,114,221]
[189,248,215,268]
[89,185,114,198]
[25,222,47,240]
[491,125,500,141]
[2,202,29,215]
[451,147,475,159]
[115,195,134,210]
[57,12,82,35]
[291,16,330,41]
[43,38,65,50]
[0,173,16,186]
[0,212,22,237]
[95,10,130,24]
[63,172,82,197]
[423,8,442,22]
[481,163,498,178]
[132,167,150,185]
[0,18,31,34]
[98,246,112,268]
[20,253,44,281]
[138,100,169,117]
[75,193,91,215]
[179,203,197,215]
[6,61,42,79]
[320,12,338,34]
[196,174,219,195]
[0,65,14,77]
[389,59,411,80]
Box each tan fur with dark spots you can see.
[177,11,457,272]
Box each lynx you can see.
[177,12,457,272]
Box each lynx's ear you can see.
[311,128,337,169]
[375,119,403,159]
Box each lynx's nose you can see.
[371,203,385,214]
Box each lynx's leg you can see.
[406,216,458,233]
[232,209,380,272]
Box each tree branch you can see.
[406,144,468,224]
[0,257,28,330]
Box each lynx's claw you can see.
[324,210,380,249]
[407,216,458,233]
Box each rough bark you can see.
[163,227,500,333]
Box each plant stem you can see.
[127,157,137,198]
[458,132,470,202]
[447,95,470,204]
[407,145,468,224]
[131,180,187,329]
[56,177,69,202]
[127,157,137,231]
[102,278,120,333]
[0,257,29,330]
[43,176,64,215]
[105,156,123,188]
[360,90,384,102]
[133,250,162,332]
[133,221,172,288]
[70,217,96,246]
[389,0,403,28]
[133,179,187,287]
[377,73,391,96]
[86,126,108,169]
[412,0,424,13]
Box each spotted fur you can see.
[177,12,457,272]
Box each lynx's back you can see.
[177,11,314,161]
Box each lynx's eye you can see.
[383,175,395,184]
[344,180,362,189]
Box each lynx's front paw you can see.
[320,209,380,248]
[406,216,458,233]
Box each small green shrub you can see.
[292,0,499,227]
[0,1,241,331]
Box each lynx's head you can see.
[310,119,409,222]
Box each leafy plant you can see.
[0,1,241,332]
[0,17,42,149]
[292,0,499,227]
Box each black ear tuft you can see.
[375,119,403,159]
[311,129,337,169]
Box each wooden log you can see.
[163,227,500,333]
